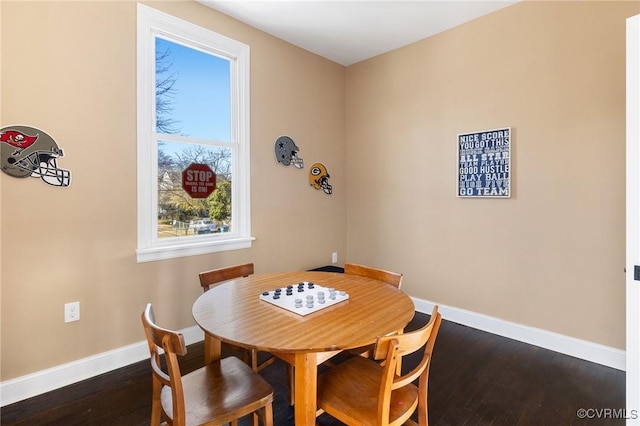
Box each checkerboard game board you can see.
[259,281,349,316]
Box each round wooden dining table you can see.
[192,270,415,426]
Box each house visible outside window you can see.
[136,4,252,263]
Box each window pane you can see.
[138,4,251,262]
[157,140,232,238]
[155,37,231,141]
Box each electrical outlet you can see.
[64,301,80,323]
[332,252,338,264]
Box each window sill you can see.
[136,236,255,263]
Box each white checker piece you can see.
[259,281,349,316]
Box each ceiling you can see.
[198,1,520,66]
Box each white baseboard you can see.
[1,301,625,407]
[0,326,204,407]
[412,297,626,371]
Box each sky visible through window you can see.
[155,36,231,155]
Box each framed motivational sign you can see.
[457,127,511,198]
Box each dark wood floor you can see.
[1,312,625,425]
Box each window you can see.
[137,4,252,263]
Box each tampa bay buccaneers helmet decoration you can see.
[1,125,72,187]
[309,162,332,195]
[274,135,304,169]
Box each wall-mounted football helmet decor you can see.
[274,135,304,169]
[1,125,72,187]
[309,162,332,195]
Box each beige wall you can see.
[0,1,345,380]
[346,0,638,349]
[1,0,636,383]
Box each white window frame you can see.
[136,4,252,263]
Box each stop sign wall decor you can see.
[182,163,216,199]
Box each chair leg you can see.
[151,380,162,425]
[250,402,273,426]
[287,364,295,406]
[251,349,259,372]
[264,402,274,426]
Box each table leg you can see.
[294,352,318,426]
[203,333,222,365]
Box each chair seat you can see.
[161,356,273,426]
[318,356,418,425]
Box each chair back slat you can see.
[344,263,403,289]
[373,306,439,361]
[199,263,254,292]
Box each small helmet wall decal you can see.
[274,135,304,169]
[1,125,72,187]
[309,162,332,195]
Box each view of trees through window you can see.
[154,37,233,238]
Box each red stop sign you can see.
[182,163,216,199]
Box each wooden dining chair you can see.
[141,303,274,426]
[317,305,442,426]
[199,263,277,373]
[343,262,404,360]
